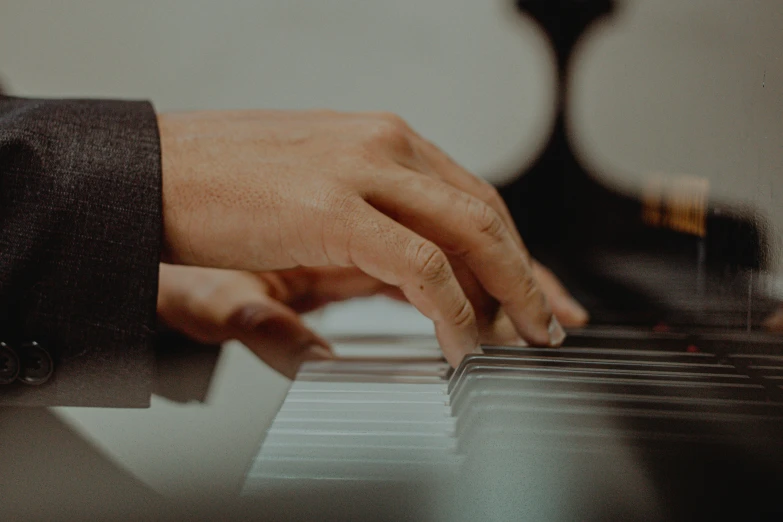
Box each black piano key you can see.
[557,328,783,355]
[449,363,752,401]
[456,408,783,452]
[464,355,738,375]
[729,354,783,367]
[483,346,719,363]
[448,357,754,398]
[750,367,783,377]
[449,373,769,412]
[449,386,783,422]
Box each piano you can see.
[241,2,783,520]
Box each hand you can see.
[157,263,395,378]
[157,262,587,377]
[158,110,584,365]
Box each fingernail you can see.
[304,344,335,360]
[472,345,485,355]
[548,316,566,347]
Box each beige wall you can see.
[1,0,780,257]
[0,0,554,178]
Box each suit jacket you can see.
[0,95,162,407]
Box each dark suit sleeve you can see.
[0,96,162,407]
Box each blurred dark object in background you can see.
[499,0,775,330]
[490,1,783,519]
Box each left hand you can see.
[157,261,588,378]
[158,263,381,378]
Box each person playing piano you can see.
[0,95,588,405]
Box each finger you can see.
[411,136,587,329]
[157,264,256,344]
[329,199,479,366]
[531,261,589,327]
[365,117,585,336]
[359,113,523,250]
[405,144,535,335]
[229,297,330,349]
[410,135,528,252]
[378,265,507,335]
[449,256,541,345]
[158,264,331,356]
[194,278,335,379]
[365,172,563,347]
[234,304,334,380]
[380,286,408,302]
[447,254,504,332]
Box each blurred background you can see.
[2,0,781,225]
[1,0,782,517]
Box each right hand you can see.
[158,110,584,366]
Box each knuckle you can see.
[504,265,551,317]
[186,287,221,323]
[311,183,361,220]
[466,198,505,241]
[375,111,410,129]
[316,187,365,264]
[364,115,413,156]
[368,119,405,142]
[452,298,476,329]
[327,187,362,217]
[409,240,452,287]
[517,270,541,302]
[329,193,363,233]
[347,140,386,168]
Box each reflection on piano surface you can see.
[242,1,783,520]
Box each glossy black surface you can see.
[0,342,20,385]
[453,344,783,521]
[500,0,777,329]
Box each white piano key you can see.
[289,381,448,393]
[329,339,443,359]
[295,373,447,384]
[311,298,435,338]
[251,457,457,481]
[278,401,450,415]
[261,431,457,450]
[273,408,452,423]
[283,393,448,408]
[299,360,450,375]
[251,444,458,464]
[268,418,455,435]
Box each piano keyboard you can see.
[243,332,783,521]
